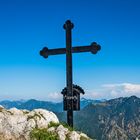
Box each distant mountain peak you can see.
[128,95,139,100]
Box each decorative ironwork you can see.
[40,20,101,127]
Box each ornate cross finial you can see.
[63,20,74,30]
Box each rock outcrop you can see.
[0,106,91,140]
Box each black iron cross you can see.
[40,20,101,127]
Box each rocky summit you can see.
[0,105,92,140]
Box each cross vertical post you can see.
[63,20,74,127]
[39,20,101,127]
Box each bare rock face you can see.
[45,124,92,140]
[69,131,81,140]
[0,106,92,140]
[0,106,59,140]
[56,125,69,140]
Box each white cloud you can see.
[47,92,63,102]
[84,83,140,100]
[22,83,140,102]
[32,83,140,101]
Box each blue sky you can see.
[0,0,140,101]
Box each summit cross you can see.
[40,20,101,127]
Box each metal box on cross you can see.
[61,84,85,110]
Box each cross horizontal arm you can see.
[40,42,101,58]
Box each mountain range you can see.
[0,96,139,140]
[74,96,140,140]
[0,98,103,112]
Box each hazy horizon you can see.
[0,94,139,103]
[0,83,140,102]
